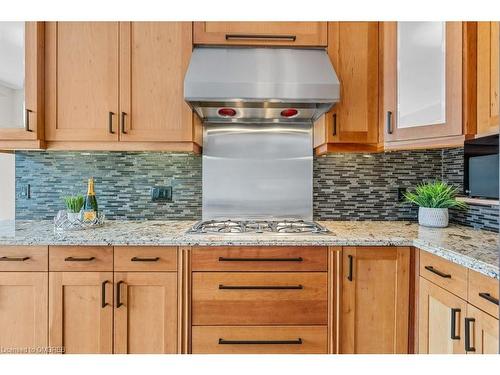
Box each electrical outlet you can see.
[151,186,172,202]
[397,187,407,202]
[20,184,31,199]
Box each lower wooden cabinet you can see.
[49,272,113,354]
[341,246,410,353]
[192,326,328,354]
[114,272,177,354]
[418,277,467,354]
[465,303,499,354]
[0,272,48,353]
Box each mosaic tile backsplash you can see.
[15,148,498,232]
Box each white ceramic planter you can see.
[418,207,449,228]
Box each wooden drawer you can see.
[192,246,327,272]
[114,246,177,272]
[192,272,327,325]
[468,270,499,318]
[49,246,113,271]
[192,326,328,354]
[419,251,468,299]
[0,246,48,271]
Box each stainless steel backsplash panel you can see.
[202,123,313,221]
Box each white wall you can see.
[0,152,15,220]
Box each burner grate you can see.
[188,220,329,234]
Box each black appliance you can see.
[464,134,499,199]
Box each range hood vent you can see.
[184,47,340,124]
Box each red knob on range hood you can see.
[280,108,299,118]
[218,108,237,117]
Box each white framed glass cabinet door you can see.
[0,22,43,147]
[382,22,463,144]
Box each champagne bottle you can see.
[82,177,98,222]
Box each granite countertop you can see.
[0,220,498,279]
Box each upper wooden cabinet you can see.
[193,22,327,47]
[314,22,380,154]
[381,22,464,149]
[0,22,44,150]
[341,246,410,354]
[44,22,200,152]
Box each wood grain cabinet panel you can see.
[418,277,467,354]
[114,246,177,272]
[0,272,48,353]
[191,246,327,272]
[192,272,327,326]
[192,326,328,354]
[193,22,327,47]
[114,272,177,354]
[49,272,113,354]
[465,303,499,354]
[119,22,194,143]
[49,246,113,272]
[0,246,48,272]
[45,22,120,142]
[341,246,410,354]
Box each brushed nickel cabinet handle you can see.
[218,338,302,345]
[0,256,30,261]
[424,265,452,279]
[218,257,303,262]
[108,111,115,134]
[218,284,303,290]
[64,256,95,262]
[25,109,33,132]
[225,34,296,42]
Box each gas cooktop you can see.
[187,220,329,234]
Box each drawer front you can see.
[468,270,499,318]
[0,246,48,271]
[49,246,113,271]
[192,326,328,354]
[419,251,467,299]
[192,246,327,272]
[114,246,177,272]
[192,272,327,325]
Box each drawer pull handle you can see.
[424,265,451,278]
[347,255,354,281]
[116,281,125,308]
[478,292,499,306]
[218,338,302,345]
[386,111,393,134]
[64,256,96,262]
[225,34,296,42]
[101,280,110,308]
[465,317,476,352]
[218,257,303,262]
[219,284,303,290]
[450,308,461,340]
[131,256,160,262]
[108,111,115,134]
[0,256,30,261]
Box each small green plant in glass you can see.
[62,195,85,213]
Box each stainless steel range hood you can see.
[184,47,340,124]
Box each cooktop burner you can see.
[187,220,329,234]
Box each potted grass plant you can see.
[62,195,85,223]
[403,181,467,228]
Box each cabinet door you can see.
[0,22,44,148]
[327,22,379,145]
[0,272,48,353]
[477,22,499,136]
[465,303,499,354]
[341,247,410,354]
[114,272,177,354]
[49,272,113,354]
[119,22,193,143]
[194,22,327,47]
[418,277,467,354]
[45,22,119,142]
[382,22,463,146]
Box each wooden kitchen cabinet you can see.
[380,22,464,150]
[0,22,45,150]
[341,246,410,354]
[418,277,467,354]
[49,272,113,354]
[193,22,327,47]
[314,22,380,154]
[44,22,200,152]
[114,272,177,354]
[0,272,48,352]
[465,303,499,354]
